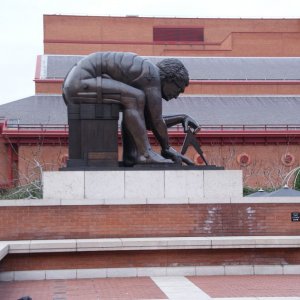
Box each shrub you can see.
[0,181,42,200]
[294,169,300,191]
[243,186,257,196]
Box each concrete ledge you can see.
[42,170,243,201]
[0,236,299,256]
[0,197,300,207]
[1,236,300,281]
[1,196,300,206]
[224,265,254,275]
[254,265,284,275]
[43,171,84,200]
[14,270,46,281]
[0,243,8,261]
[29,239,77,253]
[196,266,225,276]
[46,269,77,280]
[2,264,300,281]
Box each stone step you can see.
[0,236,299,255]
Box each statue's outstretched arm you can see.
[144,87,197,165]
[163,114,199,132]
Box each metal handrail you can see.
[168,124,300,131]
[6,124,69,131]
[5,123,300,132]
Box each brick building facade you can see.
[1,15,300,189]
[44,15,300,57]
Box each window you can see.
[7,119,20,128]
[153,27,204,42]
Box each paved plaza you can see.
[0,275,300,300]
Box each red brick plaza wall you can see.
[2,142,299,272]
[0,203,299,240]
[1,248,300,272]
[1,203,300,272]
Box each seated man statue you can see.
[63,52,199,166]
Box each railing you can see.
[168,124,300,132]
[4,123,300,132]
[5,124,69,131]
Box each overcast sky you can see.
[0,0,299,106]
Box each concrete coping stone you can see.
[0,236,299,258]
[0,196,300,206]
[1,237,300,281]
[0,243,9,261]
[2,264,300,281]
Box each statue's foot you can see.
[136,150,173,165]
[123,152,137,167]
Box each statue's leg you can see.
[101,78,172,165]
[121,121,137,166]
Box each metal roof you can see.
[41,55,300,81]
[163,95,300,126]
[268,186,300,197]
[0,95,67,125]
[1,95,300,127]
[245,190,270,197]
[150,57,300,80]
[246,187,300,197]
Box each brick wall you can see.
[0,143,9,187]
[14,143,300,189]
[35,80,300,95]
[43,15,300,57]
[17,145,68,185]
[0,204,299,240]
[1,248,300,272]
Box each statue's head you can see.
[157,58,189,101]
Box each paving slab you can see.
[152,276,210,300]
[188,275,300,298]
[0,275,300,299]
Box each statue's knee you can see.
[122,90,145,110]
[136,91,145,109]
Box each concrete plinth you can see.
[43,169,242,202]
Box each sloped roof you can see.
[1,95,300,127]
[164,95,300,126]
[0,95,67,125]
[41,55,300,81]
[268,187,300,197]
[150,57,300,80]
[246,190,270,197]
[246,187,300,197]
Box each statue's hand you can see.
[162,147,194,166]
[182,116,199,133]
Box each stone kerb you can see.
[43,170,242,203]
[1,236,300,281]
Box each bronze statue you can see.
[63,52,199,167]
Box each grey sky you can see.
[0,0,299,105]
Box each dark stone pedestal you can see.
[67,103,120,168]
